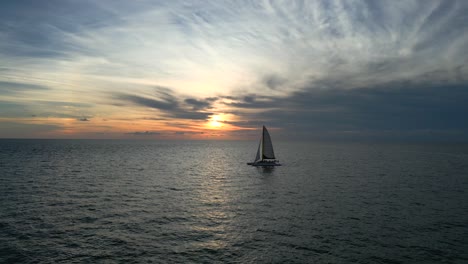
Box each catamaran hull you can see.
[247,162,281,166]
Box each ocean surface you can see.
[1,139,468,263]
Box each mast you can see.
[261,126,265,160]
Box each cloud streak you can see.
[114,86,214,121]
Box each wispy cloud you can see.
[0,81,49,95]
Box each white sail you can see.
[254,139,262,162]
[262,126,275,159]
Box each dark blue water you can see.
[1,139,468,263]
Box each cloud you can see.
[0,0,127,59]
[174,131,204,135]
[223,94,277,109]
[0,99,93,119]
[118,94,176,111]
[126,131,161,136]
[114,86,212,120]
[262,74,287,90]
[0,81,50,95]
[184,97,217,110]
[224,77,468,140]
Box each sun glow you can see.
[208,114,223,129]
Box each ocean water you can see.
[1,139,468,263]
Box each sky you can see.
[1,0,468,140]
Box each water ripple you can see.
[0,140,467,263]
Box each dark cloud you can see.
[118,94,177,111]
[225,79,468,141]
[127,131,161,136]
[172,111,211,120]
[117,86,179,110]
[0,81,49,95]
[184,97,217,110]
[174,131,204,135]
[77,118,90,122]
[114,87,212,120]
[262,74,286,90]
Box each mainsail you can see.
[262,126,275,159]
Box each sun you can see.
[208,114,223,128]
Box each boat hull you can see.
[247,162,281,166]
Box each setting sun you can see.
[208,114,223,129]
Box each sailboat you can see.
[247,126,281,166]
